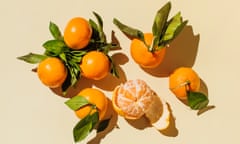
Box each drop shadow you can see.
[87,99,118,144]
[197,105,216,115]
[199,79,209,97]
[126,116,151,130]
[111,30,122,50]
[142,25,200,77]
[159,103,178,137]
[197,79,215,115]
[125,103,178,137]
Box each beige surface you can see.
[1,0,239,143]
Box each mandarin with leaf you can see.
[130,33,166,68]
[113,2,187,69]
[74,88,108,121]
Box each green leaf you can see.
[93,11,103,31]
[151,2,171,51]
[73,112,99,142]
[162,12,188,42]
[89,19,101,41]
[67,61,80,86]
[187,91,209,110]
[17,53,48,64]
[113,18,145,42]
[43,40,66,56]
[59,52,67,62]
[61,70,72,96]
[73,120,92,142]
[90,112,99,131]
[89,12,106,43]
[65,95,89,111]
[152,2,171,38]
[97,118,111,133]
[70,50,87,57]
[108,56,119,78]
[49,22,62,40]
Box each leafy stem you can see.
[65,95,110,142]
[113,1,187,53]
[113,18,147,46]
[184,82,209,110]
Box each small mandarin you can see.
[75,88,108,120]
[64,17,92,50]
[130,33,166,68]
[169,67,201,99]
[80,51,110,80]
[37,57,67,88]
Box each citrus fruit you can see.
[112,79,170,130]
[75,88,108,121]
[80,51,110,80]
[130,33,166,68]
[112,79,154,119]
[37,57,67,88]
[64,17,92,50]
[169,67,201,100]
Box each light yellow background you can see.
[1,0,239,143]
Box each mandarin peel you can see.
[151,100,170,131]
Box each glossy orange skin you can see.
[75,88,108,120]
[169,67,200,100]
[130,33,166,68]
[80,51,110,80]
[37,57,67,88]
[64,17,92,50]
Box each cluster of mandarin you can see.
[18,2,209,143]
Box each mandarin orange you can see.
[80,51,110,80]
[37,57,67,88]
[169,67,201,100]
[75,88,108,120]
[64,17,92,50]
[130,33,166,68]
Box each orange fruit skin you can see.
[75,88,108,120]
[37,57,67,88]
[64,17,92,50]
[80,51,110,80]
[130,33,166,68]
[169,67,200,100]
